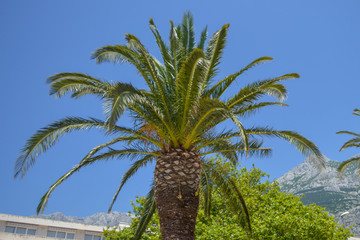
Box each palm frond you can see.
[234,102,288,117]
[133,186,156,240]
[181,11,195,55]
[200,145,271,159]
[15,117,107,178]
[201,138,271,164]
[36,138,123,213]
[202,161,252,235]
[196,130,239,149]
[92,44,155,91]
[354,108,360,116]
[202,24,229,86]
[91,44,140,64]
[169,20,181,78]
[129,99,178,147]
[200,132,238,164]
[200,166,212,218]
[108,155,154,213]
[103,82,142,127]
[205,56,273,98]
[37,163,87,214]
[337,156,360,179]
[181,12,189,55]
[246,127,324,169]
[337,131,360,137]
[89,148,160,162]
[184,99,229,148]
[197,26,208,50]
[177,48,205,131]
[109,125,163,149]
[226,73,299,109]
[228,112,249,154]
[47,73,109,99]
[149,18,173,80]
[125,34,174,131]
[338,137,360,151]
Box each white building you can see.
[0,213,128,240]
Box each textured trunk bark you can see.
[154,148,202,240]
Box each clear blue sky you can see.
[1,0,360,217]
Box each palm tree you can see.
[16,12,323,240]
[337,108,360,177]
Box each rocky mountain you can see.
[32,211,133,227]
[277,155,360,236]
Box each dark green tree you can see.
[16,13,323,240]
[337,109,360,177]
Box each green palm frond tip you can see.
[149,18,154,25]
[284,73,300,79]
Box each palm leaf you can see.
[47,73,109,99]
[110,125,162,149]
[177,48,205,132]
[108,155,154,213]
[203,24,229,85]
[103,82,142,127]
[197,26,208,50]
[184,99,229,148]
[234,102,288,117]
[228,112,249,154]
[337,131,360,138]
[200,142,271,159]
[15,117,107,178]
[338,136,360,151]
[170,20,187,77]
[337,156,360,179]
[246,127,325,169]
[125,34,174,132]
[205,56,273,98]
[196,130,239,149]
[169,20,180,78]
[36,138,126,213]
[133,187,156,240]
[149,18,173,81]
[89,148,160,162]
[129,99,178,147]
[202,161,252,235]
[227,73,299,109]
[92,44,155,91]
[200,132,238,164]
[181,11,195,55]
[200,166,212,218]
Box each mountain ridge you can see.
[277,155,360,236]
[32,211,132,227]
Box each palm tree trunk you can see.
[154,148,202,240]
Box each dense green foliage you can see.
[103,163,351,240]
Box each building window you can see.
[5,226,36,235]
[27,229,36,235]
[47,230,74,239]
[84,234,105,240]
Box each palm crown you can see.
[16,12,323,239]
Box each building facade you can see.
[0,213,128,240]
